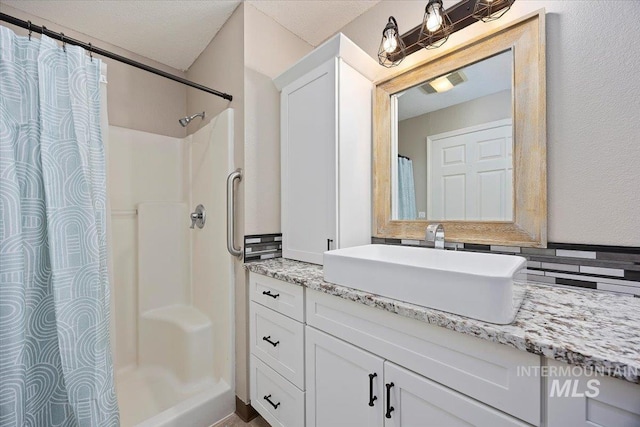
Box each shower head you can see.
[179,112,205,127]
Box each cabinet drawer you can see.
[250,302,305,389]
[306,289,541,426]
[385,361,530,427]
[250,273,304,322]
[250,355,305,427]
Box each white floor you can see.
[117,366,228,427]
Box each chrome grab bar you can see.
[227,168,243,259]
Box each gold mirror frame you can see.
[373,11,546,247]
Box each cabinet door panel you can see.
[546,359,640,427]
[250,355,305,427]
[306,326,384,427]
[281,59,337,264]
[250,302,305,388]
[384,361,529,427]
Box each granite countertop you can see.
[245,257,640,384]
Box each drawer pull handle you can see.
[264,394,280,410]
[368,373,377,406]
[263,336,280,347]
[385,383,394,418]
[262,290,280,299]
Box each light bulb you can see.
[383,28,398,53]
[426,4,443,32]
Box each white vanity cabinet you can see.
[249,274,306,427]
[248,271,640,427]
[305,327,529,427]
[275,34,376,265]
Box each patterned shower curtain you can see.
[0,27,119,426]
[397,156,417,220]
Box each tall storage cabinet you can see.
[275,34,378,265]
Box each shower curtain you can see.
[0,27,119,426]
[397,156,417,220]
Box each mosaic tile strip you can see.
[372,237,640,297]
[244,233,282,262]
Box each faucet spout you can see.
[425,223,445,249]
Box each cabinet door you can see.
[383,361,529,427]
[546,359,640,427]
[306,326,384,427]
[281,59,337,265]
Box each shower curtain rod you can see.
[0,12,233,101]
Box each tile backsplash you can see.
[372,237,640,297]
[244,233,640,297]
[244,233,282,262]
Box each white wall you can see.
[240,4,312,403]
[0,3,188,138]
[244,3,313,235]
[185,4,249,403]
[108,126,187,371]
[185,3,312,403]
[399,90,511,214]
[338,1,640,246]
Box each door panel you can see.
[428,120,512,221]
[281,59,336,264]
[306,326,384,427]
[383,361,529,427]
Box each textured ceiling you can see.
[1,0,381,71]
[1,0,241,70]
[249,0,381,46]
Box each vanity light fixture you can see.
[377,0,516,67]
[378,16,406,68]
[473,0,516,22]
[418,0,452,50]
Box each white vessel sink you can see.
[323,244,527,324]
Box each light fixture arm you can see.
[383,16,399,35]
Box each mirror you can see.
[392,50,513,221]
[373,12,546,247]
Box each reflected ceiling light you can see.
[429,75,455,93]
[473,0,516,22]
[378,16,406,68]
[421,70,467,94]
[418,0,452,50]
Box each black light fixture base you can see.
[396,0,514,60]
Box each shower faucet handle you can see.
[190,204,206,229]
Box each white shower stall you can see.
[107,109,235,426]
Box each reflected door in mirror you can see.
[428,119,512,221]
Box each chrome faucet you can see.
[425,224,445,249]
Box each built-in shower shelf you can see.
[111,209,138,216]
